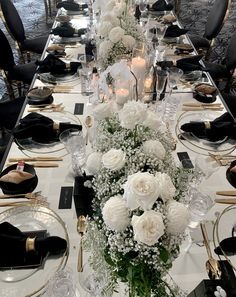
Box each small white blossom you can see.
[142,140,166,160]
[156,172,176,202]
[86,152,102,174]
[166,201,189,234]
[109,26,125,43]
[102,195,130,231]
[132,210,164,246]
[102,148,126,171]
[124,172,160,210]
[118,101,147,130]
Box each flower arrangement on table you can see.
[84,100,192,297]
[93,0,144,69]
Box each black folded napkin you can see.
[193,91,217,104]
[0,222,67,269]
[134,5,141,20]
[149,0,173,11]
[180,112,236,142]
[157,54,204,72]
[12,112,82,142]
[36,54,81,74]
[214,237,236,256]
[226,160,236,189]
[51,23,87,38]
[73,175,94,218]
[164,25,188,38]
[56,1,88,11]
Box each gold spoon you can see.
[200,222,221,280]
[85,116,93,146]
[77,215,87,272]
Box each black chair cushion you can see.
[20,36,48,54]
[204,0,229,40]
[0,0,26,43]
[204,61,230,79]
[8,62,37,85]
[188,34,210,49]
[0,28,15,70]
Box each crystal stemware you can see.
[154,23,168,44]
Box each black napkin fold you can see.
[56,1,88,11]
[0,222,67,269]
[149,0,173,11]
[164,25,188,38]
[157,54,204,72]
[12,112,82,142]
[214,237,236,256]
[180,112,236,142]
[51,23,87,38]
[36,54,81,74]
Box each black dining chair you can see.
[0,0,48,62]
[0,28,37,99]
[188,0,231,59]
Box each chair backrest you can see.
[204,0,230,40]
[0,0,26,43]
[0,28,15,70]
[225,31,236,71]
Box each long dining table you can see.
[0,4,236,297]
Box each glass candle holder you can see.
[115,79,130,106]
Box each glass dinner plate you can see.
[16,111,82,154]
[0,204,68,297]
[39,72,79,85]
[178,111,236,151]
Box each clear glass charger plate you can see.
[16,111,82,154]
[0,204,69,297]
[39,72,79,85]
[177,111,236,152]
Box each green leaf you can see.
[104,250,116,267]
[159,246,169,263]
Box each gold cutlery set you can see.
[28,103,64,112]
[182,102,223,111]
[7,156,63,168]
[0,191,48,207]
[77,215,87,272]
[209,153,236,166]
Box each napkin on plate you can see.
[180,112,236,141]
[164,25,188,38]
[36,54,81,74]
[56,1,88,11]
[0,222,67,268]
[214,237,236,256]
[51,23,87,38]
[149,0,173,11]
[12,112,82,142]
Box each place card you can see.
[177,152,194,169]
[58,186,73,209]
[74,103,84,115]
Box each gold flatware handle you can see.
[7,162,59,168]
[215,198,236,204]
[183,103,222,107]
[200,223,213,259]
[216,191,236,196]
[182,106,223,111]
[8,157,63,162]
[77,238,83,272]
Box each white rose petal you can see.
[122,35,136,50]
[132,211,164,246]
[102,148,126,171]
[118,101,147,130]
[142,140,166,160]
[156,172,176,202]
[86,152,102,174]
[102,195,130,231]
[124,172,160,210]
[166,201,189,234]
[143,111,167,131]
[109,26,125,43]
[93,103,112,120]
[98,22,114,38]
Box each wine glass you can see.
[168,67,183,94]
[138,0,148,23]
[78,54,95,96]
[153,23,168,44]
[78,263,106,297]
[156,69,168,100]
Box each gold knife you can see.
[183,103,222,107]
[8,157,63,162]
[77,215,86,272]
[216,191,236,196]
[182,106,224,111]
[215,198,236,204]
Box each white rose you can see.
[118,101,147,130]
[102,148,126,171]
[104,0,116,11]
[124,172,160,210]
[122,35,136,50]
[142,140,166,160]
[101,14,120,26]
[86,152,102,174]
[109,26,125,43]
[93,103,112,120]
[156,172,176,202]
[98,40,113,58]
[166,201,189,234]
[98,22,114,38]
[102,195,130,231]
[112,3,126,16]
[132,211,164,246]
[143,111,167,131]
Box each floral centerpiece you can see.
[93,0,144,69]
[84,100,192,297]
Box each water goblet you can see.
[156,69,168,100]
[193,155,219,186]
[78,54,95,95]
[138,0,148,23]
[168,67,183,94]
[154,23,168,44]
